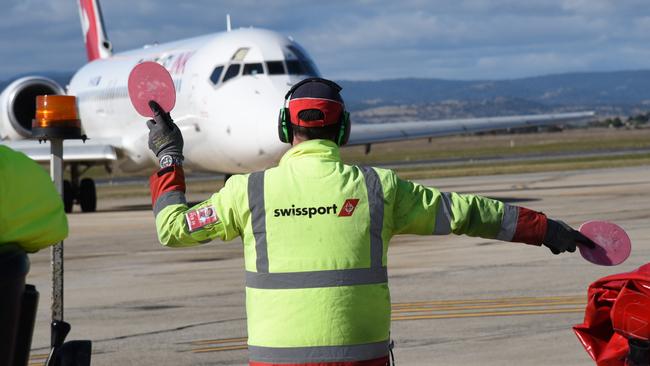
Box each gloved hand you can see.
[146,101,184,159]
[543,219,596,254]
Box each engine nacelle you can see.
[0,77,65,140]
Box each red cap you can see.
[288,98,343,127]
[287,78,345,127]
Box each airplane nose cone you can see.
[252,90,286,160]
[203,78,290,172]
[268,75,304,97]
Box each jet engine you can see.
[0,77,65,140]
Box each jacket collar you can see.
[279,139,341,166]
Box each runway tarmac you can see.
[25,165,650,365]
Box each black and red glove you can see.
[146,101,184,160]
[543,219,596,254]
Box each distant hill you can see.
[2,69,649,121]
[340,70,650,109]
[339,70,650,122]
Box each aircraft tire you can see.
[63,180,74,213]
[79,178,97,213]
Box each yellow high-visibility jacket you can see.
[0,145,68,252]
[149,139,547,364]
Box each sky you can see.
[2,0,650,81]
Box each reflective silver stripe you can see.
[496,203,519,241]
[248,340,390,363]
[359,166,384,268]
[433,192,454,235]
[153,190,186,217]
[248,171,268,272]
[246,267,388,289]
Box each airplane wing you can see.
[347,111,595,146]
[1,139,119,163]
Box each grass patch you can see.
[98,179,224,198]
[394,153,650,180]
[341,127,650,164]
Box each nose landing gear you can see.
[62,163,97,213]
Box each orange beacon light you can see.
[30,96,92,364]
[32,95,84,140]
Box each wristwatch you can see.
[159,154,184,168]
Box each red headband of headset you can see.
[289,97,344,127]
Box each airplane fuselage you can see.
[0,0,596,214]
[69,28,318,173]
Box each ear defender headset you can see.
[278,77,350,146]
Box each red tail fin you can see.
[78,0,112,61]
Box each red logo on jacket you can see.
[186,205,218,232]
[338,199,360,217]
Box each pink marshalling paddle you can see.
[128,61,176,117]
[578,221,631,266]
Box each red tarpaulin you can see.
[573,263,650,366]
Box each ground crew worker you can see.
[147,78,595,366]
[0,145,69,366]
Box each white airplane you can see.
[0,0,594,213]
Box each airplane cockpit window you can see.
[286,60,305,75]
[286,45,319,76]
[266,61,285,75]
[223,64,241,83]
[300,61,318,77]
[243,63,264,76]
[210,65,224,84]
[231,48,249,61]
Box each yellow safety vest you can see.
[154,139,517,363]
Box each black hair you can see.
[293,109,340,142]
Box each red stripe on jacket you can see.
[512,207,548,245]
[149,165,186,207]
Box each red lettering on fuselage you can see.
[137,51,195,75]
[169,52,194,75]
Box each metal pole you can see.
[50,139,64,328]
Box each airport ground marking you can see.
[30,296,588,358]
[189,305,585,353]
[391,300,585,314]
[192,344,249,353]
[27,353,48,366]
[391,307,585,321]
[391,295,584,308]
[191,336,248,345]
[187,295,587,354]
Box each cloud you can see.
[2,0,650,81]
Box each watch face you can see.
[160,155,173,168]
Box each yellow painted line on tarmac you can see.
[391,307,585,321]
[391,295,584,308]
[188,295,587,354]
[192,344,249,353]
[391,300,585,313]
[28,353,49,366]
[191,336,248,346]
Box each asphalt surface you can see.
[25,166,650,366]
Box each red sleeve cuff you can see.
[149,165,186,207]
[512,207,548,245]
